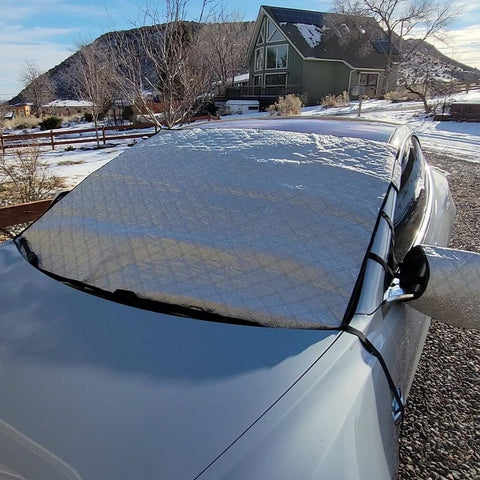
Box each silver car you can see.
[0,118,478,479]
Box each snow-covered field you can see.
[8,90,480,190]
[302,89,480,163]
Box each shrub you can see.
[122,105,135,123]
[4,116,41,131]
[384,88,419,103]
[39,116,62,131]
[321,91,350,108]
[0,144,62,203]
[267,94,303,116]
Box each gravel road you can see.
[398,149,480,480]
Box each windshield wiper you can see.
[15,238,261,327]
[16,237,39,268]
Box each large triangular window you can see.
[267,18,285,42]
[257,19,265,44]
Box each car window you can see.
[18,127,398,330]
[393,137,428,261]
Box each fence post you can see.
[102,126,106,145]
[50,130,55,150]
[0,132,4,154]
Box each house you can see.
[245,6,396,105]
[10,103,32,118]
[2,111,15,121]
[41,100,94,118]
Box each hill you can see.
[9,23,480,105]
[400,38,480,83]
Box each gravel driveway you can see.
[1,141,478,479]
[398,149,480,480]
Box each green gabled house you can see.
[247,6,396,105]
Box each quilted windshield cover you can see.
[21,128,399,328]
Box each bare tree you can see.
[19,61,55,116]
[399,53,460,113]
[333,0,458,93]
[111,0,246,128]
[73,41,118,146]
[0,103,10,134]
[196,13,254,93]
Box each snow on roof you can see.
[43,100,93,108]
[294,23,324,48]
[234,73,249,83]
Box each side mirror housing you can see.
[386,245,480,329]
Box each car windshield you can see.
[19,127,400,329]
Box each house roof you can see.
[258,5,393,70]
[42,100,93,108]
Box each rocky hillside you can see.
[9,23,479,104]
[400,38,480,83]
[10,24,174,104]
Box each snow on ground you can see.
[7,90,479,191]
[302,90,480,163]
[40,139,143,189]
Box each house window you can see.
[266,19,285,42]
[265,73,287,86]
[266,45,288,69]
[257,26,265,44]
[255,48,264,71]
[253,74,263,86]
[359,73,379,87]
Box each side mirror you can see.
[385,245,480,329]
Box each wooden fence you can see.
[0,115,219,153]
[0,123,159,153]
[0,199,53,229]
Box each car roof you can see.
[20,124,401,329]
[196,116,401,144]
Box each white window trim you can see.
[359,72,379,87]
[257,20,265,45]
[253,74,263,86]
[254,47,264,72]
[266,19,276,42]
[265,44,288,70]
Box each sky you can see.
[0,0,479,101]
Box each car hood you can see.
[0,241,338,480]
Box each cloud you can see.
[0,21,78,98]
[453,0,480,21]
[429,25,480,68]
[0,0,108,19]
[0,42,72,100]
[0,22,79,42]
[0,4,34,20]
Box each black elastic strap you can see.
[341,325,404,422]
[380,211,400,274]
[381,211,395,233]
[368,252,395,280]
[342,183,397,326]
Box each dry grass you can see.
[321,91,350,108]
